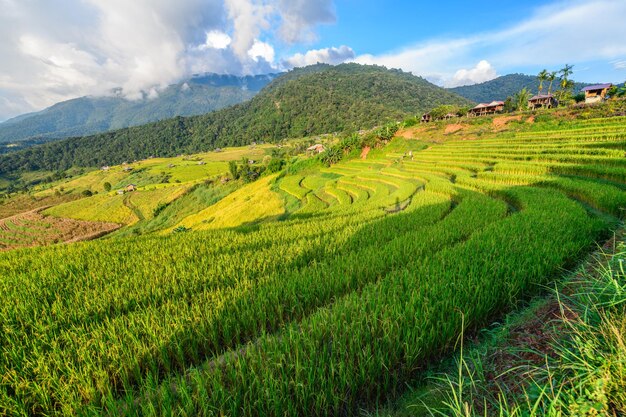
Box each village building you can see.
[582,84,613,104]
[122,166,133,172]
[421,113,432,123]
[125,184,137,192]
[116,189,124,195]
[101,165,110,171]
[528,94,558,110]
[468,101,505,117]
[307,144,326,154]
[443,113,458,120]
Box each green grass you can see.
[1,114,626,415]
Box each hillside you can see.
[0,73,278,145]
[0,63,473,174]
[1,103,625,415]
[449,73,589,102]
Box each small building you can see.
[198,161,206,165]
[116,189,124,195]
[443,113,458,120]
[248,159,256,165]
[125,184,137,192]
[307,144,326,154]
[582,84,613,104]
[528,94,558,110]
[468,101,505,117]
[101,165,110,171]
[421,113,432,123]
[122,166,133,172]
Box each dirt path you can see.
[123,193,145,221]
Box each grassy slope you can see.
[1,101,626,415]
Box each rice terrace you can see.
[1,1,626,416]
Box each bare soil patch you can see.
[0,208,120,251]
[396,126,426,139]
[444,123,466,134]
[0,193,80,220]
[360,146,371,160]
[492,115,523,129]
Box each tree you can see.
[547,71,557,95]
[514,88,531,111]
[537,69,549,95]
[103,182,111,192]
[228,160,239,180]
[558,64,574,101]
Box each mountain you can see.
[448,74,589,103]
[0,63,473,174]
[0,73,279,145]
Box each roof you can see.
[488,101,505,106]
[529,94,555,101]
[582,83,613,91]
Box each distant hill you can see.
[0,73,278,144]
[448,74,589,103]
[0,63,472,174]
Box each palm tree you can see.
[514,88,531,111]
[559,64,574,81]
[537,69,549,95]
[547,71,557,95]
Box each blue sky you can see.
[1,0,625,121]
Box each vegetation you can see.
[0,63,472,175]
[0,108,625,416]
[386,232,626,417]
[0,74,277,145]
[449,73,589,102]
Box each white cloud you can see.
[203,30,232,49]
[277,0,335,44]
[283,45,355,68]
[612,60,626,70]
[248,40,275,63]
[0,0,339,120]
[355,0,626,86]
[447,60,497,88]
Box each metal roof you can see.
[582,83,612,91]
[529,94,555,101]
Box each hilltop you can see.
[449,73,589,102]
[0,73,278,147]
[0,63,472,175]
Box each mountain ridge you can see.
[0,73,280,145]
[0,63,473,174]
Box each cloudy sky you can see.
[1,0,625,121]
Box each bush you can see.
[81,190,93,197]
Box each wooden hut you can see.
[528,94,558,110]
[125,184,137,192]
[468,101,504,117]
[582,84,613,104]
[421,113,432,123]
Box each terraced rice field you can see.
[0,209,119,250]
[1,116,625,416]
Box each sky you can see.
[1,0,625,121]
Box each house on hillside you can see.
[467,101,504,117]
[443,113,458,120]
[116,189,124,195]
[307,144,326,154]
[122,166,133,172]
[528,94,558,110]
[101,165,110,171]
[125,184,137,192]
[582,84,613,104]
[421,113,432,123]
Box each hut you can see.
[101,165,110,171]
[421,113,432,123]
[468,101,504,117]
[307,144,326,154]
[528,94,558,110]
[125,184,137,192]
[443,113,458,120]
[582,84,613,104]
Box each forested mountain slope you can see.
[0,63,472,174]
